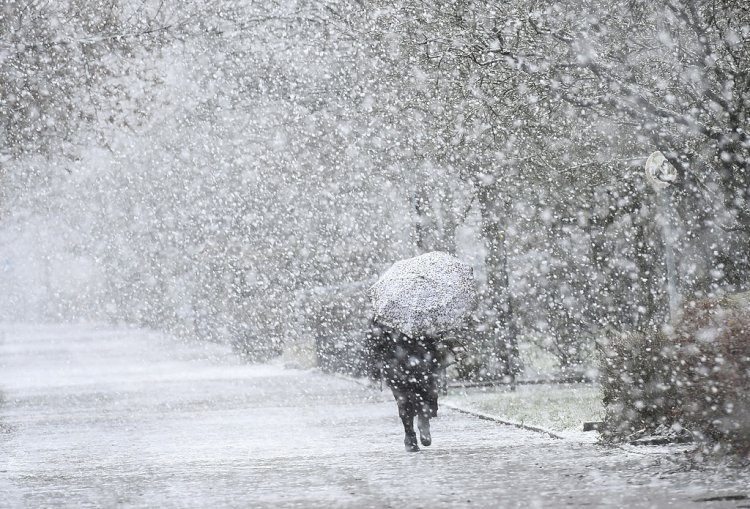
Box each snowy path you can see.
[1,325,748,508]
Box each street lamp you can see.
[644,151,679,321]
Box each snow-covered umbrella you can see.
[368,251,478,338]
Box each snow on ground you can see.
[1,324,748,508]
[443,383,604,441]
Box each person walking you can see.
[365,319,443,452]
[365,251,477,451]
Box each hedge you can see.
[599,293,750,457]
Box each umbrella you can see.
[368,251,477,337]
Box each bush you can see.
[230,329,283,363]
[600,293,750,456]
[599,330,679,439]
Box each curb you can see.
[442,403,564,440]
[328,372,564,440]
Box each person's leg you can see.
[401,400,419,452]
[416,372,439,446]
[426,367,440,417]
[416,412,431,447]
[391,387,419,452]
[416,391,433,446]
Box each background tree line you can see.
[0,0,747,380]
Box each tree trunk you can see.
[586,203,612,330]
[435,187,458,255]
[475,183,520,384]
[412,187,458,255]
[412,188,430,253]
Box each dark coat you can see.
[365,319,443,417]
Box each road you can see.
[1,324,748,508]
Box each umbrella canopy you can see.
[368,251,478,337]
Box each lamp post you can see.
[644,151,679,322]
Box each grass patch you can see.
[280,338,318,369]
[444,384,604,433]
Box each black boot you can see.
[417,414,431,447]
[404,431,420,452]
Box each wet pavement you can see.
[1,324,748,508]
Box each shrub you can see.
[600,293,750,456]
[599,330,679,439]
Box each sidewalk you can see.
[1,324,748,508]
